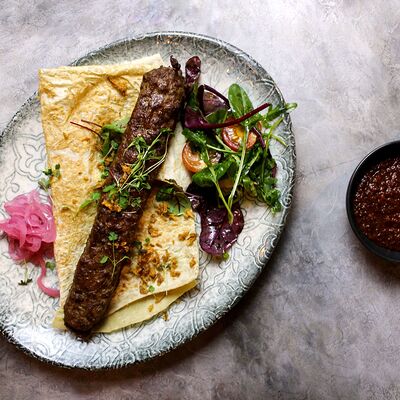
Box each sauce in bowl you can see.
[353,157,400,251]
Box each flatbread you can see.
[39,55,199,332]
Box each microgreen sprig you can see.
[117,129,173,195]
[100,231,129,278]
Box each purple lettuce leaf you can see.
[186,183,244,256]
[200,205,244,256]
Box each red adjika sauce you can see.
[353,157,400,251]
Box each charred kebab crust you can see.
[63,63,185,334]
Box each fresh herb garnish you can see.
[101,169,109,179]
[103,183,117,193]
[100,232,129,277]
[133,240,142,249]
[80,191,101,210]
[101,128,173,211]
[119,129,172,192]
[100,255,109,264]
[148,285,155,293]
[100,116,129,157]
[38,178,51,191]
[18,268,32,286]
[80,118,173,213]
[54,164,61,177]
[108,231,118,242]
[45,260,56,271]
[39,164,61,191]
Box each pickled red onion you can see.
[0,189,59,297]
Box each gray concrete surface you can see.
[1,0,400,399]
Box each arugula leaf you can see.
[242,175,257,197]
[182,128,208,148]
[103,183,117,193]
[192,157,235,187]
[228,83,265,129]
[228,84,254,119]
[205,108,228,124]
[111,140,119,150]
[263,103,297,124]
[246,147,282,212]
[258,176,281,212]
[130,197,142,208]
[101,116,129,136]
[187,81,200,109]
[156,185,175,200]
[100,116,129,156]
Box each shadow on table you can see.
[359,245,400,284]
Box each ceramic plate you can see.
[0,31,295,369]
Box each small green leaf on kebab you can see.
[108,231,118,242]
[100,256,109,264]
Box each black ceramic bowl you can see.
[346,140,400,262]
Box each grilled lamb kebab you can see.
[64,61,185,333]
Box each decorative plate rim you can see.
[0,31,296,370]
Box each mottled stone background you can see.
[1,0,400,399]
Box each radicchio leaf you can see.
[186,183,244,256]
[197,84,230,115]
[184,107,208,130]
[185,182,211,212]
[185,56,201,92]
[202,84,230,107]
[184,103,271,130]
[170,55,181,72]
